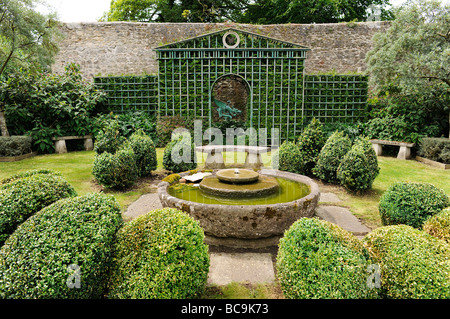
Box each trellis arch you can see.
[154,28,310,141]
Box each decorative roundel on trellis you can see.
[222,31,240,48]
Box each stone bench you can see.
[52,135,94,154]
[195,145,275,169]
[369,139,415,160]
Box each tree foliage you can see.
[366,0,450,93]
[101,0,392,23]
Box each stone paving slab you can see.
[319,192,342,203]
[207,252,275,286]
[315,205,371,236]
[124,193,163,219]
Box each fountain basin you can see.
[157,169,320,248]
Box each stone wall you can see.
[52,21,390,80]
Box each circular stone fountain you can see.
[157,168,320,248]
[199,169,280,198]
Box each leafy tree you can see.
[366,0,450,136]
[0,0,61,136]
[102,0,248,23]
[240,0,393,24]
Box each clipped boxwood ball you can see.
[92,146,138,190]
[379,182,449,229]
[0,193,122,298]
[276,218,378,299]
[423,207,450,244]
[363,225,450,299]
[0,172,77,245]
[273,140,303,173]
[108,208,210,299]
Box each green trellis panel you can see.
[155,28,309,142]
[303,74,369,125]
[93,75,159,115]
[93,29,370,142]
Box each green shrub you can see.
[337,137,380,192]
[313,131,352,183]
[0,173,77,245]
[418,137,450,164]
[94,119,125,155]
[273,140,303,173]
[423,207,450,244]
[92,145,138,190]
[276,218,378,299]
[108,208,210,299]
[162,133,197,173]
[379,182,449,229]
[129,129,157,177]
[297,118,326,175]
[4,64,106,153]
[363,225,450,299]
[0,136,32,157]
[0,193,122,298]
[0,169,59,185]
[155,115,187,147]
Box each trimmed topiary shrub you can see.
[0,193,122,298]
[423,207,450,244]
[108,208,210,299]
[0,136,32,157]
[94,119,125,155]
[363,225,450,299]
[129,129,157,177]
[0,169,60,185]
[276,218,378,299]
[297,118,326,176]
[378,182,449,229]
[313,130,352,183]
[273,140,303,173]
[337,137,380,192]
[0,172,77,245]
[92,145,138,190]
[162,133,197,173]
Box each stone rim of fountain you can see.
[157,168,320,249]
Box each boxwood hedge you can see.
[162,133,197,173]
[0,193,122,299]
[108,208,209,299]
[363,225,450,299]
[379,182,449,229]
[0,169,59,185]
[0,172,77,245]
[276,218,378,299]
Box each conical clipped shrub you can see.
[297,118,326,176]
[337,137,380,192]
[129,129,157,177]
[313,131,352,183]
[272,140,303,173]
[277,218,379,299]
